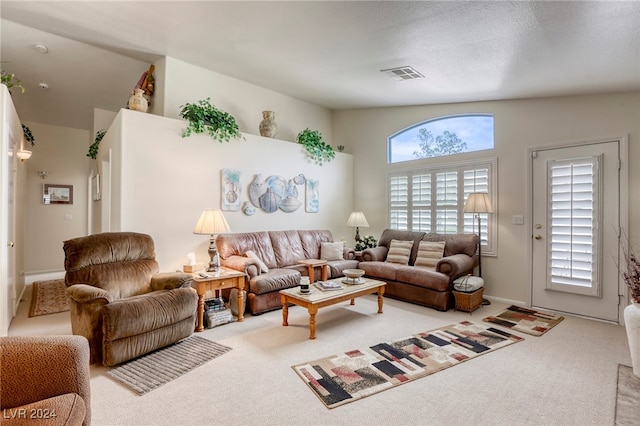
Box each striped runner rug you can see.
[107,336,231,395]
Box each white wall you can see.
[98,109,353,272]
[159,57,334,146]
[23,122,89,273]
[333,91,640,304]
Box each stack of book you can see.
[204,297,225,312]
[315,281,343,291]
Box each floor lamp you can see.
[193,209,231,272]
[463,192,493,277]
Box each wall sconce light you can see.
[36,171,50,179]
[17,150,32,162]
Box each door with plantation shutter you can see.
[531,140,623,322]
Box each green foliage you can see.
[296,128,335,165]
[1,70,25,95]
[179,98,243,143]
[22,124,35,146]
[413,129,467,159]
[355,235,377,251]
[87,129,106,159]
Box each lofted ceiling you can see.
[1,1,639,131]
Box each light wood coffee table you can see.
[279,277,386,339]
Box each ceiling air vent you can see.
[381,66,424,81]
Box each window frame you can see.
[387,158,497,257]
[388,113,495,164]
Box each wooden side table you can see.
[191,267,246,332]
[298,259,328,283]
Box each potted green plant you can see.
[179,98,243,143]
[87,129,106,159]
[296,128,335,165]
[22,124,35,146]
[1,69,25,95]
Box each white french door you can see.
[530,139,626,322]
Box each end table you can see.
[192,267,245,332]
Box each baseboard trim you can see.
[483,295,525,307]
[25,271,65,284]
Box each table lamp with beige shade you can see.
[193,209,231,272]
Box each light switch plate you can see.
[512,215,524,225]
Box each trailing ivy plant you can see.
[87,129,106,159]
[22,124,35,146]
[296,128,335,165]
[179,98,243,143]
[0,69,25,95]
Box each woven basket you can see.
[453,287,484,313]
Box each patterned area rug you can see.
[29,279,70,317]
[615,364,640,425]
[107,336,232,395]
[292,320,523,408]
[482,305,564,336]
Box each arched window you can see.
[388,114,494,163]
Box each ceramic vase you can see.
[249,174,265,208]
[624,302,640,378]
[259,110,277,138]
[128,88,148,112]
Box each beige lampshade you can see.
[464,192,494,214]
[346,211,369,228]
[193,209,231,235]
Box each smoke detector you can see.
[38,82,49,91]
[380,66,425,81]
[33,44,48,54]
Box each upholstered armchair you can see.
[0,335,91,426]
[63,232,198,367]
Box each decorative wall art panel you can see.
[306,179,319,213]
[221,169,241,211]
[248,173,308,214]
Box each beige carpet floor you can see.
[9,283,635,425]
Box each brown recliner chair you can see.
[0,335,91,426]
[63,232,198,367]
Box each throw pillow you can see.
[246,250,268,273]
[414,241,446,268]
[320,242,344,261]
[386,240,414,265]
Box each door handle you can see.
[534,234,542,240]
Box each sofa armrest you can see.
[362,246,389,262]
[0,335,91,426]
[150,272,193,290]
[436,254,475,277]
[221,255,260,278]
[343,247,356,260]
[66,283,113,304]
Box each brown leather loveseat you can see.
[217,229,359,315]
[358,229,478,311]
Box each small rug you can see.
[482,305,564,336]
[615,364,640,425]
[292,320,523,409]
[29,279,70,317]
[107,336,232,395]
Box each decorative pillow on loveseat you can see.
[320,242,344,261]
[246,250,269,273]
[414,240,446,268]
[386,240,414,265]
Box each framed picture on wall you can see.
[43,184,73,205]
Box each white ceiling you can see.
[1,1,639,131]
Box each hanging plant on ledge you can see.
[179,98,244,143]
[296,128,335,165]
[87,129,106,159]
[22,124,35,146]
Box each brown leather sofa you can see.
[63,232,198,366]
[359,229,478,311]
[217,230,359,314]
[0,335,91,426]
